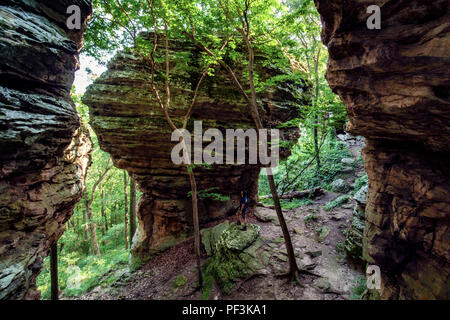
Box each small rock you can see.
[313,277,331,292]
[330,178,352,193]
[342,203,353,209]
[317,226,330,242]
[306,250,322,258]
[332,213,345,221]
[254,208,278,223]
[276,254,288,262]
[341,158,356,166]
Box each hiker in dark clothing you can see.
[236,191,248,231]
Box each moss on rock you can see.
[201,222,266,295]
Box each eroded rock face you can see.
[315,0,449,299]
[83,35,310,266]
[0,0,92,299]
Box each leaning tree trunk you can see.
[123,171,129,250]
[266,169,298,277]
[313,47,322,170]
[129,179,137,247]
[243,35,300,279]
[50,242,58,300]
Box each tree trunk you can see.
[129,179,137,248]
[245,37,300,279]
[123,171,129,250]
[313,115,320,169]
[203,16,300,278]
[82,205,91,255]
[101,189,107,235]
[86,202,101,256]
[313,46,321,170]
[266,169,299,279]
[50,242,58,300]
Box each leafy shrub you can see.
[350,276,367,300]
[280,198,314,209]
[259,134,352,197]
[323,195,350,211]
[101,223,126,251]
[352,174,368,195]
[304,213,318,223]
[173,274,187,288]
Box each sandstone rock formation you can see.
[315,0,449,299]
[201,222,267,295]
[0,0,92,299]
[83,35,310,267]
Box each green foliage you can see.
[201,274,214,300]
[102,223,126,252]
[37,247,129,299]
[304,213,318,223]
[37,93,139,299]
[172,274,187,288]
[188,187,230,202]
[353,174,369,194]
[259,133,352,197]
[350,276,368,300]
[323,195,350,211]
[280,198,314,209]
[336,241,345,255]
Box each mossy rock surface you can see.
[202,223,266,296]
[201,221,230,256]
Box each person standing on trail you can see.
[236,191,248,231]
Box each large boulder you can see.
[83,33,311,266]
[202,222,267,295]
[330,178,352,193]
[0,1,92,299]
[315,0,450,299]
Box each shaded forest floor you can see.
[74,190,366,300]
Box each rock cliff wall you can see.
[315,0,449,299]
[0,0,92,299]
[83,35,310,266]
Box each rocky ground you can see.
[73,194,363,300]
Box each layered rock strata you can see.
[315,0,449,299]
[0,0,92,299]
[83,35,310,266]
